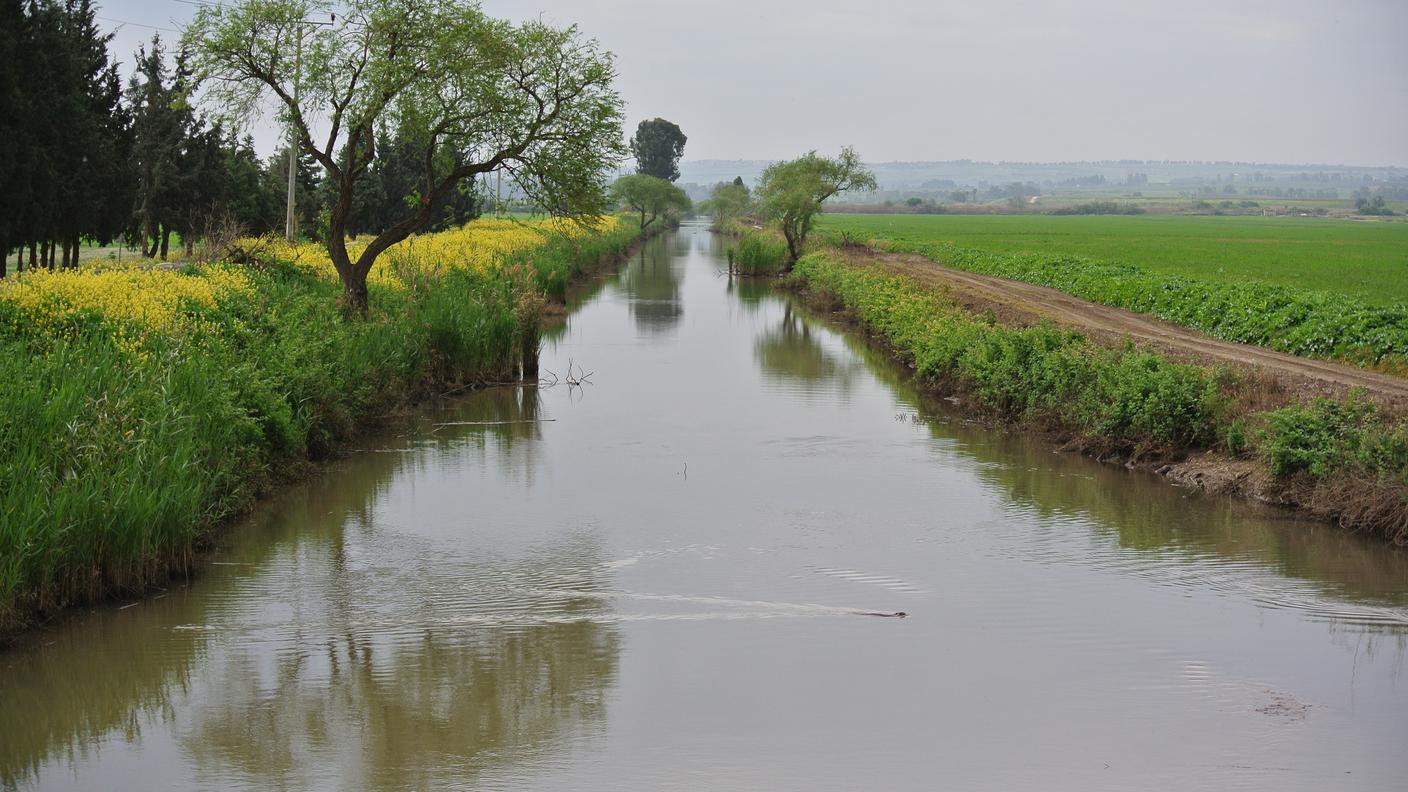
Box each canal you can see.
[3,221,1406,791]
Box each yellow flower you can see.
[0,265,253,346]
[254,215,620,286]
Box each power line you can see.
[96,16,181,33]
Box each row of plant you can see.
[790,251,1408,542]
[0,216,641,631]
[838,234,1408,370]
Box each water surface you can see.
[3,222,1406,791]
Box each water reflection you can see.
[0,389,620,791]
[614,234,684,334]
[754,302,862,396]
[765,293,1408,622]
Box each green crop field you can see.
[817,214,1408,306]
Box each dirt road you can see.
[852,248,1408,406]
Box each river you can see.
[2,221,1406,791]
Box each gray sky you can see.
[99,0,1408,166]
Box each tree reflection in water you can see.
[615,234,684,335]
[0,385,621,791]
[753,301,862,396]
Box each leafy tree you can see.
[699,177,751,228]
[127,35,196,258]
[0,0,28,275]
[223,132,283,234]
[0,0,133,272]
[757,147,876,266]
[1355,194,1393,216]
[187,0,627,311]
[610,174,690,230]
[630,118,686,182]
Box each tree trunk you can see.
[28,241,36,270]
[1,236,8,279]
[341,275,369,313]
[160,227,171,260]
[185,235,194,258]
[143,220,158,258]
[782,226,800,268]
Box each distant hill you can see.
[677,159,1406,203]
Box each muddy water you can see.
[3,221,1407,791]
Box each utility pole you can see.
[284,25,301,241]
[285,14,334,242]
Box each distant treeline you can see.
[1050,202,1146,216]
[0,2,480,275]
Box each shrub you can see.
[733,231,790,275]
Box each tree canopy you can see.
[630,118,687,182]
[757,147,876,265]
[700,178,752,229]
[610,174,690,231]
[186,0,627,310]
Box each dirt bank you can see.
[841,245,1408,412]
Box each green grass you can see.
[818,213,1408,306]
[790,251,1408,541]
[816,213,1408,368]
[728,229,790,274]
[0,220,641,631]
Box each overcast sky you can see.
[98,0,1408,166]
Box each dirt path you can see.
[851,248,1408,407]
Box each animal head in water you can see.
[894,611,908,618]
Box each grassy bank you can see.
[790,251,1408,542]
[0,216,642,632]
[715,221,789,275]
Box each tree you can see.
[0,0,134,273]
[127,35,195,259]
[0,0,29,275]
[187,0,627,312]
[1355,194,1393,216]
[630,118,686,182]
[610,174,690,231]
[699,177,750,228]
[756,147,876,266]
[223,132,283,234]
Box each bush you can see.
[1261,396,1408,480]
[733,230,790,275]
[792,252,1227,452]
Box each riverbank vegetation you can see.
[707,148,874,274]
[0,215,641,632]
[789,252,1408,542]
